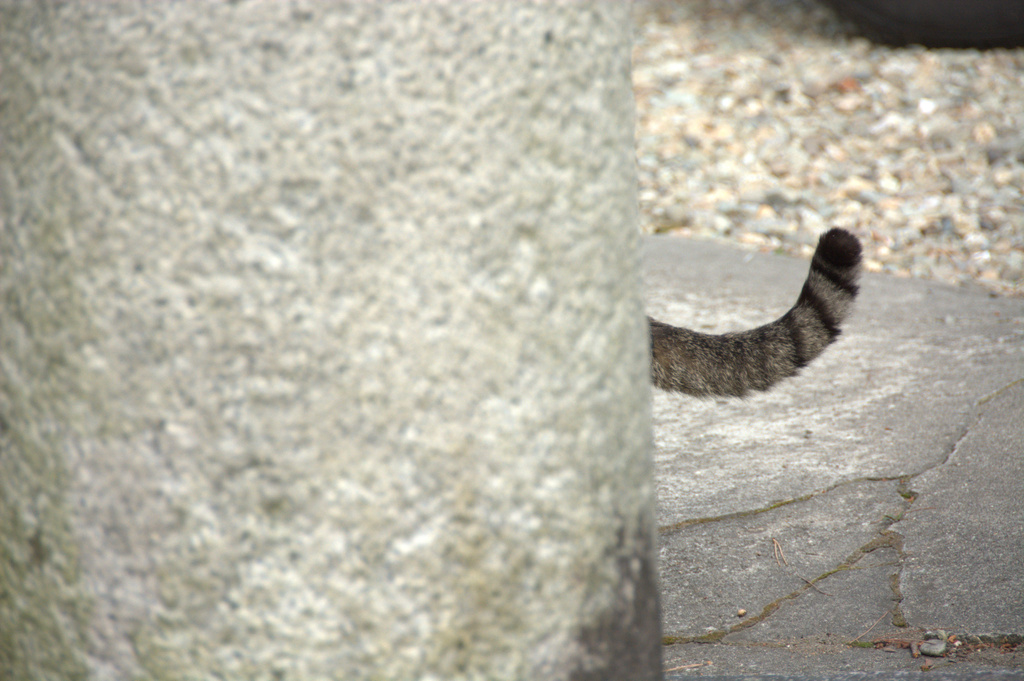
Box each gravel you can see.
[633,0,1024,297]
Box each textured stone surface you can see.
[0,3,658,679]
[894,380,1024,636]
[645,236,1024,676]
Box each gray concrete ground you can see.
[642,235,1023,678]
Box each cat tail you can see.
[649,228,862,397]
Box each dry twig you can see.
[851,610,890,642]
[794,571,832,596]
[772,537,788,566]
[665,661,712,672]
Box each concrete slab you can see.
[894,380,1024,636]
[664,672,1024,681]
[644,235,1024,676]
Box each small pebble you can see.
[919,639,947,657]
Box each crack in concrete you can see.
[661,530,907,646]
[662,378,1024,648]
[658,475,908,537]
[913,376,1024,478]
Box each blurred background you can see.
[633,0,1024,297]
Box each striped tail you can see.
[649,228,862,397]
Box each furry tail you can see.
[649,228,862,397]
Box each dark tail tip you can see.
[816,228,863,269]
